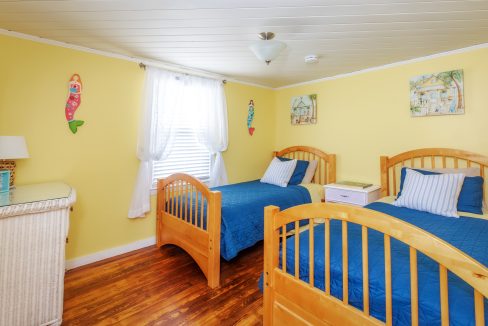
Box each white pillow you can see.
[393,169,465,217]
[301,160,318,184]
[260,157,297,187]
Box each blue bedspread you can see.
[213,180,311,261]
[262,202,488,325]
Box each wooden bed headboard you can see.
[380,148,488,200]
[273,146,336,185]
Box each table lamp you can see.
[0,136,29,187]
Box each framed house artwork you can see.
[410,69,464,117]
[291,94,317,125]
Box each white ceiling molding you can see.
[275,41,488,90]
[1,28,487,91]
[0,28,272,89]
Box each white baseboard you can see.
[66,236,156,270]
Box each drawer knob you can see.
[340,194,349,198]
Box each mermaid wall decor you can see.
[65,74,85,134]
[247,99,255,136]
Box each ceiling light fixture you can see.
[249,32,286,65]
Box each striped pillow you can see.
[260,157,297,187]
[393,169,465,217]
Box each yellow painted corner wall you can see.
[274,48,488,185]
[0,35,275,260]
[224,82,276,183]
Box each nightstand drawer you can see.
[324,184,381,206]
[326,187,366,205]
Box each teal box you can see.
[0,170,10,193]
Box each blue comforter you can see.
[262,202,488,325]
[213,180,311,260]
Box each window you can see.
[152,128,211,187]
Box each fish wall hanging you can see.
[247,99,255,136]
[65,74,84,134]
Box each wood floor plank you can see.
[64,243,264,325]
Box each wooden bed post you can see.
[207,191,222,288]
[328,154,337,184]
[156,178,165,248]
[380,156,389,198]
[263,205,280,326]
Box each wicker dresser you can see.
[0,182,75,326]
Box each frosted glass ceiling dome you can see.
[249,32,287,65]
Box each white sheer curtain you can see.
[187,76,229,187]
[128,66,228,218]
[128,67,184,218]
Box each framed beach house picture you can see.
[291,94,317,125]
[410,69,464,117]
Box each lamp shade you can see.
[249,39,286,64]
[0,136,29,159]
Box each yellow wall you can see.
[2,32,486,261]
[224,82,276,183]
[274,48,488,184]
[0,35,275,260]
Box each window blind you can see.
[152,128,211,187]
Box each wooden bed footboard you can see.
[156,146,336,289]
[263,203,488,326]
[156,173,222,288]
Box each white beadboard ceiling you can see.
[1,0,488,87]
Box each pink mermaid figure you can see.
[65,74,84,134]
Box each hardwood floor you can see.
[63,243,264,325]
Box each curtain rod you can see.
[138,62,226,84]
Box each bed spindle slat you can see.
[195,192,199,227]
[171,183,178,217]
[294,221,299,279]
[474,289,485,326]
[309,220,314,287]
[442,156,447,168]
[480,166,485,179]
[410,247,419,326]
[282,226,286,273]
[319,160,322,185]
[165,185,169,213]
[325,218,331,295]
[200,196,204,229]
[392,166,397,195]
[183,182,188,222]
[431,156,436,168]
[189,186,193,225]
[362,226,370,315]
[421,157,425,168]
[440,265,449,326]
[468,161,472,167]
[410,158,414,167]
[178,181,183,219]
[385,234,392,326]
[342,220,348,304]
[175,182,179,217]
[454,158,459,168]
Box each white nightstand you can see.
[324,183,381,206]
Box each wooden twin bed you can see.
[263,148,488,325]
[156,146,336,288]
